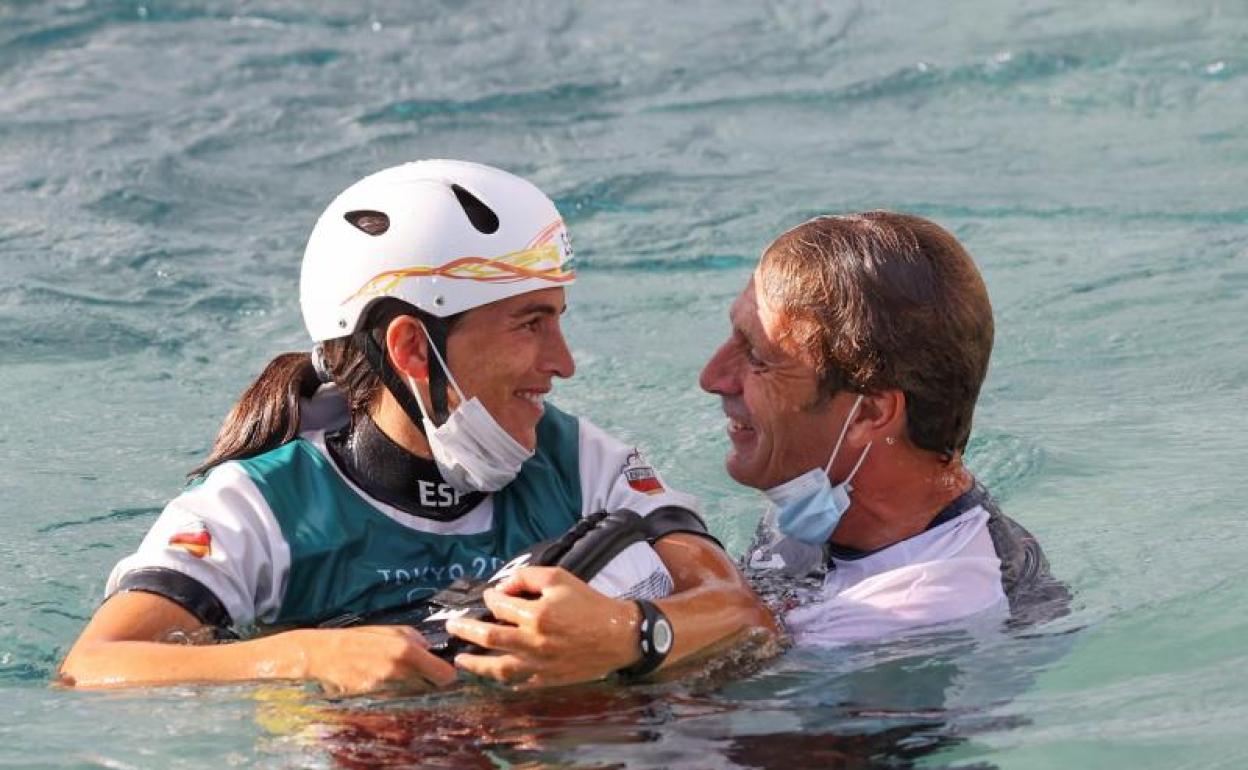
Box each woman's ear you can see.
[385,315,430,381]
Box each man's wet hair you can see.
[757,211,994,462]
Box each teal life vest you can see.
[235,405,583,627]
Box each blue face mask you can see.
[763,395,872,545]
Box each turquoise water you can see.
[2,1,1246,767]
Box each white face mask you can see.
[406,325,533,494]
[762,394,872,545]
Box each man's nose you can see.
[699,341,739,395]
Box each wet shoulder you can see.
[980,492,1072,626]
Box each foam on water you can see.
[2,1,1246,767]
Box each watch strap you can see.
[619,599,673,679]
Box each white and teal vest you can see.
[107,404,697,630]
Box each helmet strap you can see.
[358,317,454,437]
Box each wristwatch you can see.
[619,599,674,679]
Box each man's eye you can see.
[745,348,766,368]
[521,318,541,332]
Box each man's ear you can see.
[854,389,906,445]
[385,315,430,381]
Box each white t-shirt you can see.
[744,485,1051,647]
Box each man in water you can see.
[699,211,1065,645]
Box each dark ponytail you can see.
[190,299,460,478]
[189,352,323,478]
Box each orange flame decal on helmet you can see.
[343,220,574,306]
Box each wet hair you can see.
[756,211,994,461]
[189,299,458,478]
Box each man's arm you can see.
[59,591,456,695]
[448,533,779,686]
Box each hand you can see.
[447,567,641,687]
[293,626,458,696]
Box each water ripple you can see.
[0,312,177,363]
[588,253,756,273]
[38,506,161,534]
[360,81,617,125]
[239,48,343,70]
[5,282,144,309]
[965,430,1051,500]
[898,202,1248,226]
[647,49,1089,114]
[86,189,175,225]
[1,16,116,69]
[554,172,666,218]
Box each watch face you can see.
[652,617,674,655]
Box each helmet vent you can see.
[344,210,390,236]
[451,184,500,234]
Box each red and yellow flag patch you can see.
[168,521,212,559]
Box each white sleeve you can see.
[572,419,701,601]
[576,418,702,519]
[104,463,291,627]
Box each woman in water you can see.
[60,160,774,694]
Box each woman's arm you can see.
[60,591,457,695]
[448,533,779,686]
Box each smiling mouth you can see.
[727,417,755,436]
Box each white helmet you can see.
[300,159,575,342]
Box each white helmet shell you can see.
[300,160,575,342]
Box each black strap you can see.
[533,506,720,579]
[547,510,649,579]
[618,599,673,679]
[639,506,720,548]
[359,329,435,434]
[113,567,232,629]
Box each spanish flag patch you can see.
[168,521,212,559]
